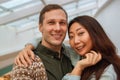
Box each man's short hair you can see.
[39,4,68,24]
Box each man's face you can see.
[40,9,67,49]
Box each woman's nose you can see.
[74,36,80,44]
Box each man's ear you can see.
[39,24,42,32]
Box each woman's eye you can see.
[78,32,84,36]
[69,35,73,39]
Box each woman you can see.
[63,15,120,80]
[15,15,120,80]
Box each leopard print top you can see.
[11,56,48,80]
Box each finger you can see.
[91,51,102,64]
[23,50,32,65]
[90,50,97,54]
[85,53,93,64]
[29,50,35,60]
[90,50,98,64]
[86,52,100,66]
[14,56,18,65]
[19,53,29,67]
[96,53,102,62]
[15,56,23,66]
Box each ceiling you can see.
[0,0,110,34]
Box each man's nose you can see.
[55,23,61,30]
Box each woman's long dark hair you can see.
[68,15,120,80]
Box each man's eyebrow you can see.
[60,19,67,22]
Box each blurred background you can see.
[0,0,120,76]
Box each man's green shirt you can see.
[34,42,73,80]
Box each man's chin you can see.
[52,41,62,46]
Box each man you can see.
[11,4,73,80]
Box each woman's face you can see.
[69,22,93,56]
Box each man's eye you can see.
[48,22,55,24]
[60,22,66,25]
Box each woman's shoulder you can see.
[101,64,117,80]
[104,64,115,73]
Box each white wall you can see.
[0,26,40,56]
[95,0,120,54]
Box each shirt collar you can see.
[35,42,66,59]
